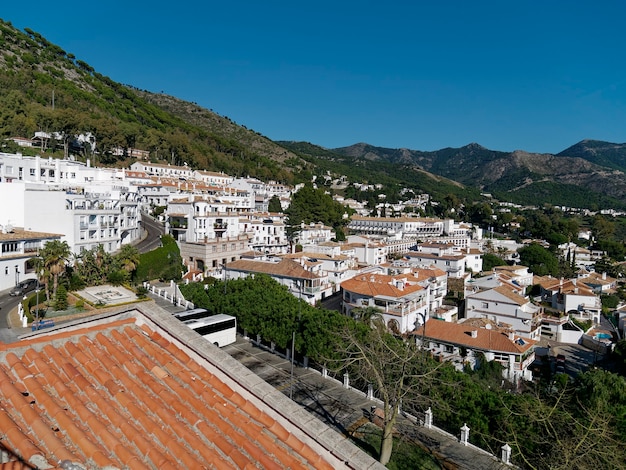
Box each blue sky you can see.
[3,1,625,153]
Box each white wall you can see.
[0,183,27,227]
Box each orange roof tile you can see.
[413,320,536,354]
[0,305,380,469]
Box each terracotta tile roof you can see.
[226,258,323,280]
[410,266,447,281]
[0,228,63,242]
[0,307,377,469]
[341,273,425,298]
[535,277,596,296]
[406,252,465,261]
[413,320,536,354]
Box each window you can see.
[444,345,454,354]
[482,302,489,309]
[1,242,18,254]
[29,168,35,176]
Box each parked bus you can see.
[174,308,210,322]
[184,314,237,347]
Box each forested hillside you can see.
[0,19,298,183]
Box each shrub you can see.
[54,285,68,311]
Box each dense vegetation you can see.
[284,184,352,241]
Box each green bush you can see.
[54,285,68,311]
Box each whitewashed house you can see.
[414,319,536,382]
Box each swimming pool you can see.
[595,333,612,340]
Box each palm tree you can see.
[30,255,50,301]
[39,240,71,299]
[116,244,140,279]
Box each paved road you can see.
[135,213,165,254]
[0,289,27,343]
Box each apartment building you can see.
[347,215,481,249]
[0,154,142,255]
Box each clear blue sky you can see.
[3,1,626,153]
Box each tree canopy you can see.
[518,243,560,277]
[285,184,351,241]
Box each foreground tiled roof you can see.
[0,306,380,469]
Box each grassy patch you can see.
[136,235,184,282]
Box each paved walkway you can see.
[223,336,513,470]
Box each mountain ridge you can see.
[327,141,626,207]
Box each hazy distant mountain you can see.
[332,141,626,208]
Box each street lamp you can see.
[290,281,303,400]
[35,288,40,326]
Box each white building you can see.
[465,285,542,340]
[224,257,333,305]
[341,272,430,334]
[343,236,387,266]
[130,162,195,180]
[293,222,335,246]
[535,276,602,325]
[0,153,142,255]
[347,216,481,249]
[282,251,358,289]
[399,251,467,279]
[414,319,536,382]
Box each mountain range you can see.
[1,18,626,209]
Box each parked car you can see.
[9,279,40,296]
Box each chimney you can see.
[470,330,478,338]
[603,272,607,280]
[508,331,515,341]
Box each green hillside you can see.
[0,19,298,183]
